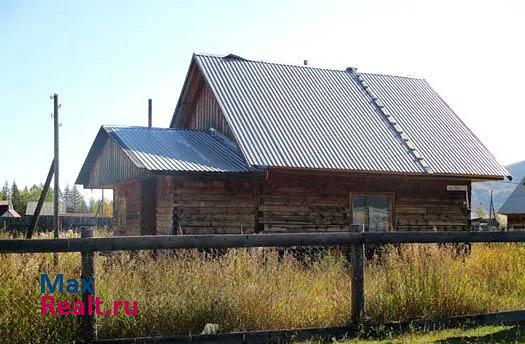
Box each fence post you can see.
[351,224,365,323]
[81,227,97,343]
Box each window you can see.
[352,194,392,232]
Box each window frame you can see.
[349,192,395,232]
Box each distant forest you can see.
[0,181,112,217]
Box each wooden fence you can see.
[1,229,525,343]
[1,215,112,233]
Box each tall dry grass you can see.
[366,244,525,321]
[1,231,524,343]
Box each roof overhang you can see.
[265,166,508,182]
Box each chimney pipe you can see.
[148,99,152,128]
[303,60,308,66]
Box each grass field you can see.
[1,231,525,343]
[335,325,525,343]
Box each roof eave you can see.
[266,166,508,181]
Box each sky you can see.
[1,0,524,201]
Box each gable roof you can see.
[0,208,21,218]
[172,53,510,179]
[26,202,67,216]
[499,177,525,215]
[76,126,252,186]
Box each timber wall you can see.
[507,215,525,230]
[156,176,175,235]
[113,180,142,235]
[261,172,469,232]
[173,177,256,234]
[112,172,470,235]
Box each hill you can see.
[472,160,525,214]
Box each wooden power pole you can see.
[53,94,59,265]
[27,159,55,239]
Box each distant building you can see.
[0,200,21,218]
[499,177,525,229]
[25,202,66,216]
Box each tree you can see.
[19,186,30,214]
[89,198,113,217]
[10,182,23,215]
[43,184,54,202]
[70,185,87,213]
[0,181,9,201]
[62,184,72,212]
[0,180,56,214]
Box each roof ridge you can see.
[361,72,425,81]
[346,67,433,174]
[197,53,342,72]
[195,53,423,79]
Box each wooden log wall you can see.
[156,176,175,234]
[174,177,256,234]
[112,172,470,235]
[113,180,142,235]
[260,172,469,232]
[507,215,525,230]
[260,173,349,232]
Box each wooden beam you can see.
[81,228,97,342]
[26,160,54,239]
[91,310,525,344]
[3,231,525,254]
[351,225,365,323]
[53,93,60,265]
[253,176,262,233]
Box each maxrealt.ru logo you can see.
[40,274,138,316]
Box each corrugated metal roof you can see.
[0,209,21,218]
[360,73,509,178]
[195,54,422,174]
[25,202,66,215]
[189,53,509,178]
[499,177,525,214]
[105,126,251,173]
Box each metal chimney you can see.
[148,99,152,128]
[303,60,308,66]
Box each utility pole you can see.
[53,94,59,265]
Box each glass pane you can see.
[367,195,390,232]
[352,195,367,229]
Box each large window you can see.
[352,194,392,232]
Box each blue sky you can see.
[1,0,524,200]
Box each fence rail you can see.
[93,310,525,344]
[0,231,525,253]
[1,215,112,232]
[2,229,525,343]
[1,231,525,253]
